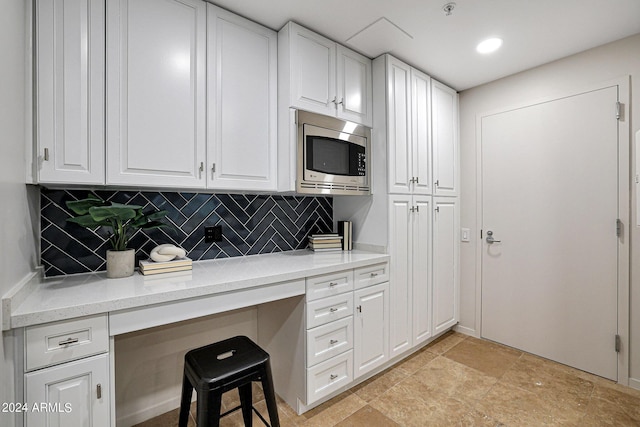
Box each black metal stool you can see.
[178,336,280,427]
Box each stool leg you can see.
[178,373,193,427]
[238,383,253,427]
[260,363,280,427]
[198,389,222,427]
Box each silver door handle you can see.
[486,230,501,244]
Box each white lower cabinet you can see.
[433,197,459,334]
[353,282,389,379]
[261,262,389,414]
[306,350,353,403]
[25,354,110,427]
[389,195,437,355]
[23,314,110,427]
[303,265,389,404]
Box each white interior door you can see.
[481,85,620,380]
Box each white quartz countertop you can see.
[3,250,388,330]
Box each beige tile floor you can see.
[134,332,640,426]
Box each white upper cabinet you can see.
[432,80,459,197]
[336,46,373,125]
[385,56,412,194]
[411,69,433,195]
[280,22,372,127]
[207,5,278,191]
[106,0,207,188]
[381,55,432,195]
[36,0,105,185]
[286,23,336,118]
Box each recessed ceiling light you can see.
[476,38,503,54]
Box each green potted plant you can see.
[66,194,172,278]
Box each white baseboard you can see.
[454,324,479,338]
[629,377,640,391]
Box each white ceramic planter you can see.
[106,249,135,278]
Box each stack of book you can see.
[139,258,192,276]
[337,221,353,251]
[308,234,343,252]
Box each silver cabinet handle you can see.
[58,337,79,346]
[329,339,338,345]
[44,148,50,161]
[330,374,338,380]
[357,305,362,313]
[329,307,338,312]
[97,384,102,399]
[199,162,204,179]
[486,230,501,244]
[328,282,338,287]
[370,272,378,277]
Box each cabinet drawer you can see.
[306,270,353,301]
[306,316,353,367]
[306,350,353,404]
[25,315,109,371]
[306,293,354,329]
[354,263,389,289]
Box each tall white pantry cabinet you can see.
[373,53,460,359]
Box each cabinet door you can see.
[412,196,433,345]
[207,5,278,191]
[354,282,389,379]
[432,80,458,196]
[106,0,206,188]
[37,0,104,185]
[288,23,336,117]
[411,69,432,195]
[336,46,372,126]
[388,195,412,357]
[25,354,110,427]
[386,57,412,194]
[433,197,459,334]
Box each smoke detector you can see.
[443,2,456,16]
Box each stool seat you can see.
[179,336,280,427]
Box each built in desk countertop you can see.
[2,250,389,331]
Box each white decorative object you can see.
[149,244,187,262]
[106,249,135,278]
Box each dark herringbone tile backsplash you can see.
[41,189,333,277]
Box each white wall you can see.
[0,1,39,426]
[458,34,640,385]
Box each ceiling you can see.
[207,0,640,91]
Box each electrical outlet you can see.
[204,225,222,243]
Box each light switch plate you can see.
[461,228,470,242]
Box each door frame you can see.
[474,76,630,384]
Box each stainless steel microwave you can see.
[296,110,371,195]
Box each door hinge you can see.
[616,219,622,237]
[616,102,623,120]
[615,334,621,352]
